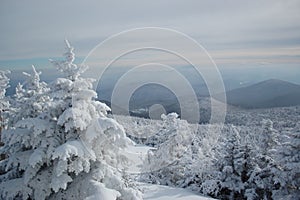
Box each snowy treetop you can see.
[50,39,88,81]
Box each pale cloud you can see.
[0,0,299,70]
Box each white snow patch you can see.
[84,181,121,200]
[140,183,215,200]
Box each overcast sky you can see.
[0,0,300,83]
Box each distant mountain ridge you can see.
[105,79,300,121]
[224,79,300,108]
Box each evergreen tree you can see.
[145,113,182,147]
[0,70,10,159]
[10,65,49,125]
[200,125,258,200]
[0,70,10,129]
[273,124,300,199]
[249,119,279,199]
[0,41,141,200]
[143,113,193,186]
[215,125,244,199]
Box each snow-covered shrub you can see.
[0,70,10,161]
[141,113,198,188]
[272,124,300,199]
[144,113,183,147]
[198,121,284,200]
[142,115,224,196]
[0,70,10,108]
[245,119,280,199]
[0,70,10,130]
[199,125,245,199]
[0,40,141,200]
[118,115,164,145]
[184,124,222,193]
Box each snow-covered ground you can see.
[140,183,214,200]
[122,144,215,200]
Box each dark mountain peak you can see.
[256,78,299,87]
[224,79,300,109]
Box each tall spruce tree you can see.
[0,41,141,200]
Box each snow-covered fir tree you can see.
[142,113,193,186]
[259,119,279,156]
[0,70,10,108]
[213,125,245,199]
[199,125,261,200]
[273,124,300,199]
[0,70,10,160]
[0,70,10,131]
[0,40,141,200]
[186,124,222,195]
[248,119,279,199]
[144,113,183,147]
[10,65,49,126]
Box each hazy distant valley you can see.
[99,77,300,123]
[7,68,300,124]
